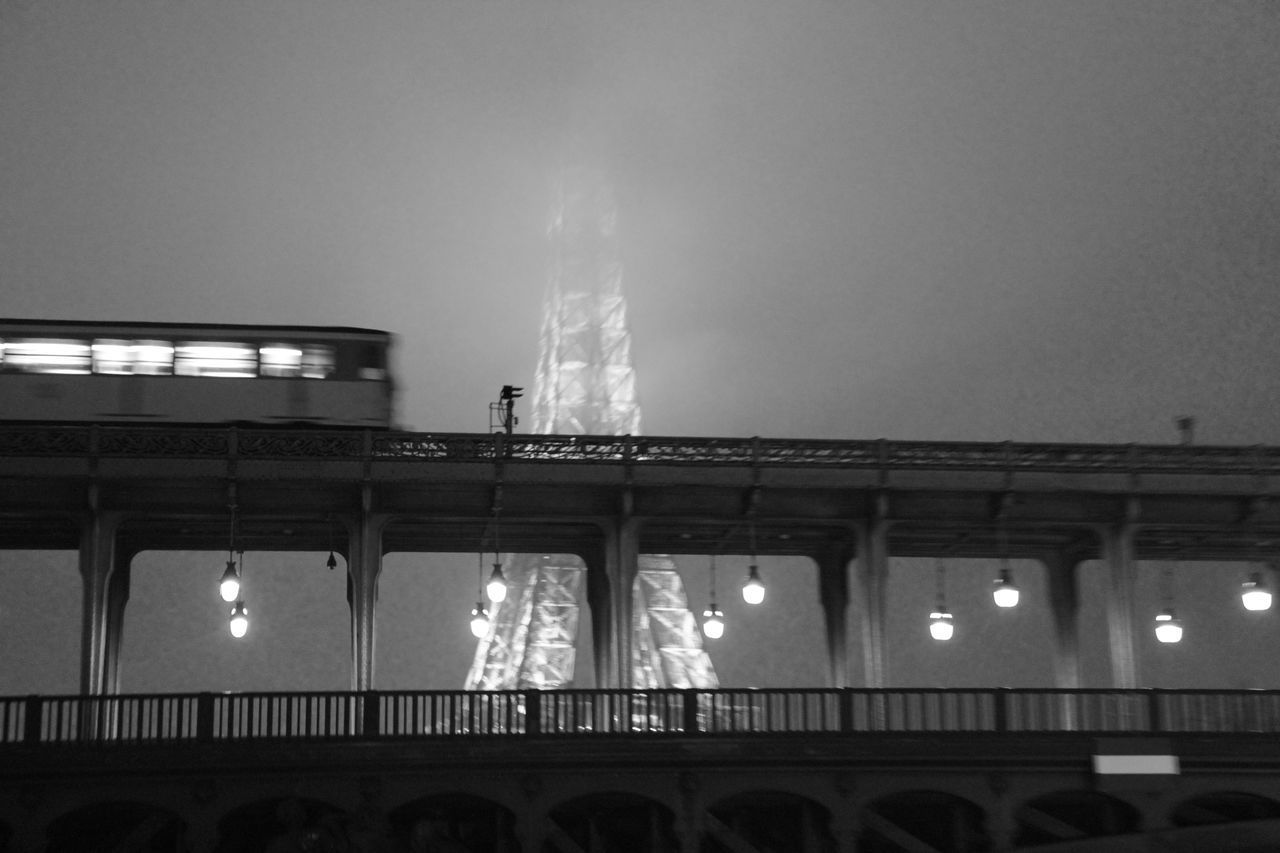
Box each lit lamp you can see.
[219,559,240,603]
[704,554,725,639]
[742,563,765,605]
[486,563,508,603]
[993,564,1020,608]
[703,606,725,639]
[1154,608,1183,643]
[229,601,249,639]
[929,607,955,641]
[1242,572,1272,611]
[469,603,490,638]
[1155,563,1184,643]
[930,558,954,640]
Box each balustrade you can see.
[5,688,1280,746]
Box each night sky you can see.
[2,3,1279,696]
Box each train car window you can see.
[131,340,175,375]
[91,339,133,374]
[301,345,335,379]
[1,338,92,374]
[259,344,303,377]
[174,342,257,378]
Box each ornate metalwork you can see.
[5,425,1280,475]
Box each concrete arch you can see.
[388,793,520,852]
[214,795,349,853]
[544,791,679,853]
[1013,789,1140,847]
[44,800,186,852]
[860,790,990,853]
[1170,790,1280,827]
[703,790,836,853]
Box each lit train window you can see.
[131,340,174,375]
[301,345,334,379]
[259,344,303,377]
[2,338,91,374]
[91,339,133,374]
[174,342,257,378]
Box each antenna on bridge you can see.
[1175,416,1195,445]
[490,385,523,436]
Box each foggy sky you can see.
[2,3,1280,695]
[3,2,1278,443]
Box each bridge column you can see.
[1102,504,1141,689]
[79,492,122,696]
[345,493,388,692]
[603,517,640,689]
[102,548,135,695]
[583,542,613,690]
[852,493,891,688]
[1042,552,1082,690]
[817,544,855,688]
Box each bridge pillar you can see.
[583,543,613,690]
[1043,552,1083,690]
[345,496,388,692]
[853,494,891,688]
[78,494,122,696]
[817,544,855,688]
[1103,505,1141,689]
[102,548,135,695]
[603,517,640,689]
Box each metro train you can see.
[0,319,394,427]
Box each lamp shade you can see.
[993,566,1019,608]
[1154,608,1183,643]
[486,564,508,603]
[1242,573,1272,611]
[703,606,725,639]
[469,603,490,638]
[742,564,765,605]
[929,608,954,641]
[219,560,240,603]
[229,601,249,639]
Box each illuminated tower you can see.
[465,164,716,690]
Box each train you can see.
[0,319,394,428]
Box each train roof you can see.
[0,319,392,339]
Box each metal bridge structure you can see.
[6,427,1280,848]
[468,162,714,691]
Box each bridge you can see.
[5,425,1280,850]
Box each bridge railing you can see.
[4,425,1280,474]
[6,688,1280,745]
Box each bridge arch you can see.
[1013,789,1140,847]
[388,792,520,851]
[544,791,679,853]
[703,790,836,852]
[1171,790,1280,827]
[44,800,186,852]
[859,790,990,853]
[214,796,349,852]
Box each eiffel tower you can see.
[464,163,717,690]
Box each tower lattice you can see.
[465,164,716,690]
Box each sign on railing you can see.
[7,688,1280,746]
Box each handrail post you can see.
[839,688,853,733]
[362,690,380,738]
[994,688,1009,733]
[196,692,215,742]
[1148,689,1162,733]
[683,689,700,735]
[525,690,542,736]
[24,695,42,744]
